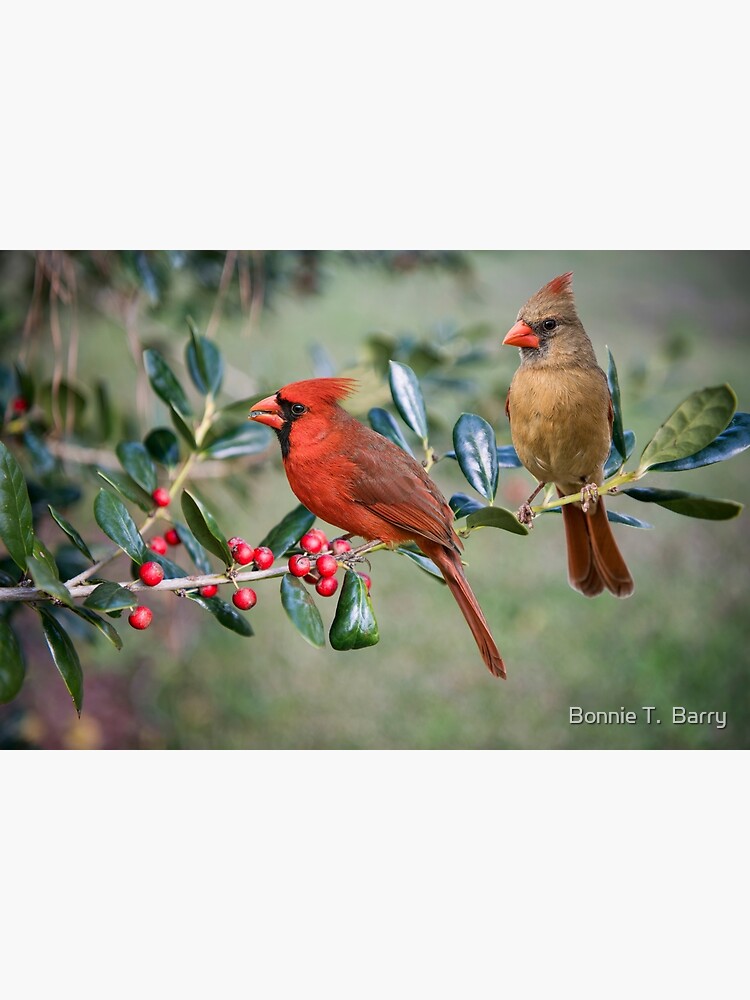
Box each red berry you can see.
[303,573,319,585]
[316,553,338,578]
[232,542,254,565]
[358,572,372,592]
[233,587,257,610]
[310,528,330,551]
[331,538,352,556]
[152,488,170,508]
[253,546,274,570]
[227,536,245,548]
[164,527,180,546]
[288,554,311,577]
[149,536,168,555]
[315,576,339,597]
[199,584,218,597]
[139,561,164,587]
[128,606,153,630]
[11,397,29,414]
[300,531,323,554]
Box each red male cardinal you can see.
[249,378,506,678]
[502,272,634,598]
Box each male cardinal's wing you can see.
[349,440,459,550]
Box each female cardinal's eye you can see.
[290,403,306,416]
[542,318,557,332]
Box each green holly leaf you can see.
[452,413,499,502]
[388,361,428,441]
[639,385,737,472]
[39,607,84,715]
[280,574,325,648]
[94,489,149,563]
[329,570,379,650]
[0,441,34,572]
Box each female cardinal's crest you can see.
[545,272,573,296]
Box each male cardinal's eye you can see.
[290,403,306,416]
[542,318,557,332]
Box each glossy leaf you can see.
[48,505,94,562]
[449,492,486,519]
[466,506,529,536]
[607,348,627,462]
[202,423,272,460]
[67,605,123,650]
[143,348,193,417]
[97,469,154,512]
[639,385,737,472]
[39,607,84,715]
[648,412,750,472]
[144,427,180,467]
[186,322,224,396]
[0,440,34,572]
[388,360,428,441]
[181,491,232,564]
[187,592,254,636]
[27,541,73,607]
[368,407,413,454]
[624,487,743,520]
[84,581,137,613]
[395,545,446,582]
[497,445,522,469]
[116,441,158,495]
[259,504,316,557]
[173,521,212,574]
[170,405,197,449]
[604,430,636,478]
[452,413,499,502]
[605,509,653,529]
[329,570,380,651]
[280,574,325,648]
[0,619,25,703]
[94,489,148,563]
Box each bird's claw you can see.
[581,483,599,513]
[516,503,535,527]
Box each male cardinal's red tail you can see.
[425,543,506,679]
[560,494,634,599]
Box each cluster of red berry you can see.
[127,511,372,632]
[127,514,274,629]
[286,530,371,597]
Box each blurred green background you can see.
[1,250,748,749]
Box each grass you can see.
[3,251,750,748]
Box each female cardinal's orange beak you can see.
[248,394,285,430]
[503,320,539,349]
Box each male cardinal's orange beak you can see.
[503,320,539,349]
[249,394,285,431]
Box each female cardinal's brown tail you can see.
[425,543,506,679]
[560,493,634,598]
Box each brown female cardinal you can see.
[249,378,506,678]
[502,272,634,598]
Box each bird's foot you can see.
[516,503,535,527]
[346,539,383,562]
[581,483,599,513]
